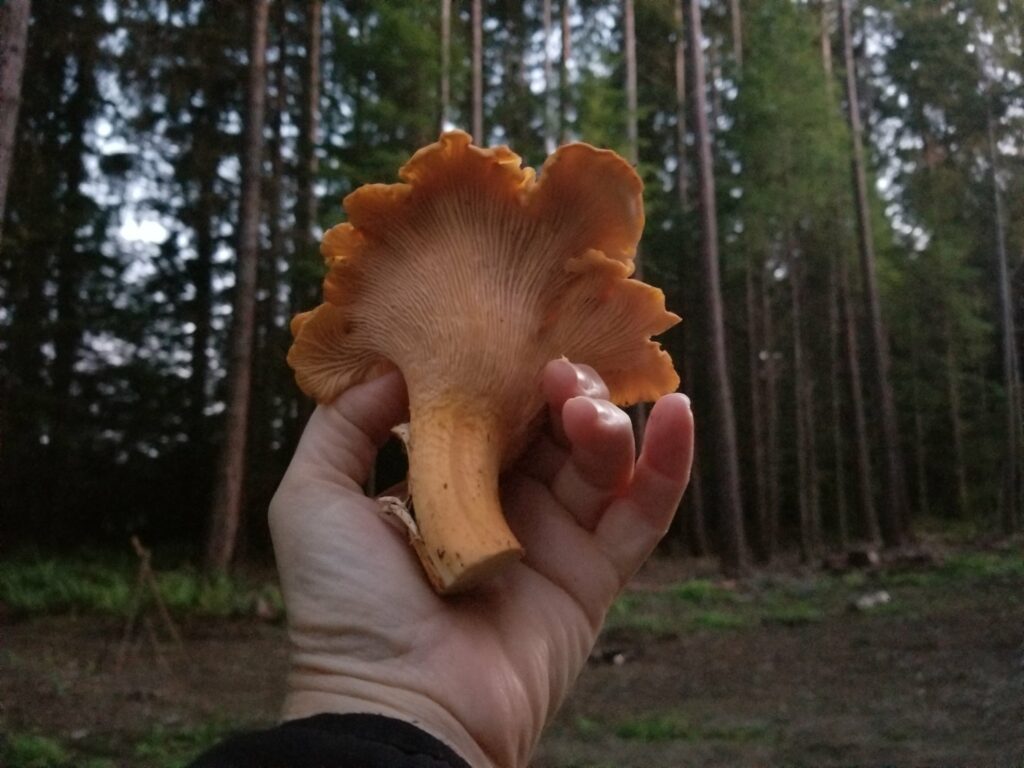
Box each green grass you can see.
[601,547,1024,644]
[133,721,243,767]
[1,721,257,768]
[0,557,282,619]
[610,712,776,744]
[759,602,825,626]
[2,733,70,768]
[670,578,739,604]
[693,610,752,630]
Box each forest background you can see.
[1,0,1023,575]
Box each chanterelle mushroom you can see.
[288,131,680,594]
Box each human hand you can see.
[269,359,694,768]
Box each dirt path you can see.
[2,558,1023,767]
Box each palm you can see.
[270,362,693,767]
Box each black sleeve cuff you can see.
[186,712,473,768]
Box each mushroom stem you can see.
[407,401,524,593]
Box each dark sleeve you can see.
[186,713,473,768]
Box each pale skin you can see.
[270,359,694,768]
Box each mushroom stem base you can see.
[407,403,524,593]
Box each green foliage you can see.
[693,610,751,630]
[133,721,240,768]
[615,713,695,742]
[1,733,70,768]
[0,557,282,619]
[759,602,825,627]
[670,578,739,604]
[613,712,775,744]
[0,721,253,768]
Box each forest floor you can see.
[2,539,1023,768]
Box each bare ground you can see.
[2,554,1023,767]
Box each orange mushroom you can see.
[288,131,680,594]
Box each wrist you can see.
[283,670,497,768]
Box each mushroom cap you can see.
[288,131,680,461]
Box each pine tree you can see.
[206,0,271,571]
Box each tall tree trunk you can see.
[673,0,688,210]
[821,0,863,550]
[440,0,451,132]
[0,0,30,247]
[729,0,742,72]
[50,2,99,525]
[559,0,571,142]
[746,262,770,562]
[839,248,880,543]
[542,0,555,152]
[251,2,288,515]
[790,252,813,562]
[762,271,780,560]
[839,0,909,546]
[471,0,483,141]
[293,0,321,309]
[188,155,215,446]
[909,331,930,520]
[206,0,270,572]
[828,249,849,550]
[708,37,723,133]
[945,318,969,515]
[988,102,1019,533]
[289,0,321,442]
[624,0,638,169]
[672,0,707,556]
[686,0,747,574]
[623,0,647,436]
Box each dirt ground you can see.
[3,554,1023,767]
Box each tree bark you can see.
[729,0,743,72]
[188,153,215,446]
[746,262,769,562]
[839,0,909,546]
[542,0,555,152]
[624,0,638,169]
[839,248,880,544]
[909,331,930,520]
[944,318,969,515]
[206,0,270,572]
[686,0,747,574]
[828,249,849,550]
[440,0,451,132]
[762,270,780,560]
[288,0,321,442]
[673,0,688,211]
[293,0,321,308]
[559,0,572,143]
[471,0,483,141]
[0,0,31,247]
[988,101,1019,533]
[790,252,813,562]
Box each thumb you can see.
[288,369,409,491]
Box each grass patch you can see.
[605,594,677,635]
[1,733,70,768]
[670,578,738,605]
[615,713,695,742]
[942,551,1024,579]
[760,602,825,626]
[880,550,1024,591]
[1,721,257,768]
[612,713,776,744]
[0,557,281,619]
[693,610,751,630]
[134,721,243,768]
